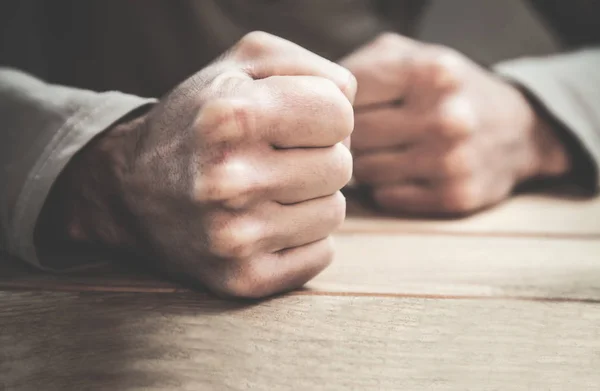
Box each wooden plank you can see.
[344,191,600,238]
[0,255,184,294]
[2,234,600,301]
[307,234,600,301]
[2,292,599,391]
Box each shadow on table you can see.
[344,181,594,220]
[0,286,267,390]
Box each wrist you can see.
[37,107,150,254]
[513,87,573,184]
[530,112,573,178]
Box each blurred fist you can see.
[341,33,571,216]
[73,32,356,298]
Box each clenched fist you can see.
[342,33,572,216]
[53,32,356,298]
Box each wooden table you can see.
[2,190,600,390]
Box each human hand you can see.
[59,32,356,298]
[341,33,571,216]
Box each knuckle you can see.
[235,31,276,59]
[439,182,480,214]
[205,216,262,260]
[230,99,258,139]
[373,32,410,49]
[197,98,257,142]
[426,46,463,69]
[433,98,476,139]
[194,159,262,207]
[295,77,354,142]
[422,48,464,89]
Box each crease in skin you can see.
[274,236,331,256]
[194,158,258,208]
[353,97,404,113]
[275,191,344,207]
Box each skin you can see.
[341,33,573,216]
[39,31,576,298]
[42,32,357,299]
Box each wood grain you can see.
[2,292,599,391]
[0,255,184,294]
[309,234,600,301]
[2,192,599,390]
[2,233,599,301]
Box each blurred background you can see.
[419,0,558,65]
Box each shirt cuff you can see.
[493,49,600,191]
[10,92,156,271]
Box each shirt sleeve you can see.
[0,68,156,270]
[493,48,600,190]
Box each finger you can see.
[373,181,486,216]
[353,97,475,154]
[340,33,419,107]
[251,76,354,148]
[216,237,335,299]
[342,40,463,110]
[411,48,463,90]
[263,192,346,252]
[191,142,351,210]
[406,46,463,108]
[195,75,355,150]
[260,236,335,292]
[354,148,429,185]
[352,107,429,153]
[372,184,439,215]
[354,142,476,186]
[231,31,357,103]
[345,51,412,107]
[267,143,353,204]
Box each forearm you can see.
[0,68,155,269]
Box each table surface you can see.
[2,190,600,391]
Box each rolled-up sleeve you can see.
[493,48,600,190]
[0,68,156,269]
